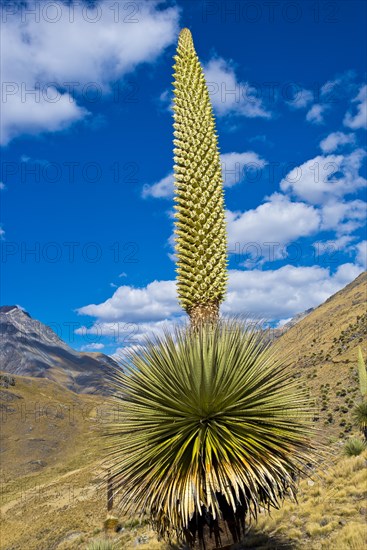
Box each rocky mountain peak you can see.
[0,306,118,394]
[0,305,31,318]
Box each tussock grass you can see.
[253,450,367,549]
[323,521,367,549]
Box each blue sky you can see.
[1,0,366,355]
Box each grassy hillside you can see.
[273,271,367,442]
[1,273,366,549]
[0,375,108,549]
[240,450,367,550]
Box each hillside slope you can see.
[273,270,367,440]
[0,374,108,549]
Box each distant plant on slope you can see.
[343,436,367,457]
[353,347,367,441]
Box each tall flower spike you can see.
[173,28,228,326]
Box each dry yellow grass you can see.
[0,375,108,549]
[2,441,359,549]
[252,451,367,550]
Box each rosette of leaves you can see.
[104,320,315,545]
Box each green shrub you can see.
[343,437,366,457]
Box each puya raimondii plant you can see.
[353,346,367,441]
[104,28,316,549]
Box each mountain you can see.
[280,307,315,331]
[0,306,119,394]
[272,270,367,440]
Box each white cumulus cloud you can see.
[1,0,180,144]
[355,240,367,268]
[312,236,355,258]
[280,149,367,205]
[77,263,364,349]
[321,199,367,235]
[77,280,180,323]
[142,173,174,199]
[306,104,327,124]
[226,193,320,261]
[286,88,314,110]
[319,131,356,153]
[221,151,267,187]
[203,58,271,119]
[80,342,105,351]
[344,84,367,130]
[223,263,363,319]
